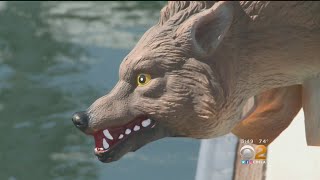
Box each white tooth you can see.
[103,138,109,149]
[125,129,131,135]
[118,134,124,139]
[103,129,113,140]
[151,124,156,128]
[142,119,151,127]
[133,125,140,131]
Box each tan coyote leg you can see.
[303,78,320,146]
[232,85,302,145]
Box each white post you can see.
[195,133,238,180]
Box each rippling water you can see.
[0,2,200,180]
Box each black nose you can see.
[72,111,89,131]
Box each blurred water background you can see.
[0,1,200,180]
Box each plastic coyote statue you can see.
[72,1,320,166]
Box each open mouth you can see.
[93,116,156,162]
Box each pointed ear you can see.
[176,1,233,57]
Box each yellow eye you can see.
[137,73,151,86]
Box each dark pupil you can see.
[139,75,146,83]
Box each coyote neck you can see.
[209,26,319,131]
[235,26,320,98]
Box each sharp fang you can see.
[118,134,124,139]
[151,124,156,128]
[103,138,109,149]
[103,129,113,140]
[125,129,131,135]
[133,125,140,131]
[142,119,151,127]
